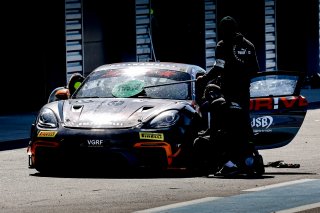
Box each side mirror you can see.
[55,88,70,100]
[47,87,70,103]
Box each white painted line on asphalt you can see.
[273,202,320,213]
[134,197,222,213]
[243,179,317,192]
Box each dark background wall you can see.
[82,0,136,76]
[276,0,319,77]
[151,0,206,68]
[1,0,319,115]
[2,0,66,114]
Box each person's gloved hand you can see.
[196,75,204,85]
[195,75,206,104]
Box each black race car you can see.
[27,62,308,174]
[27,62,206,173]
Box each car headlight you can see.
[37,108,58,128]
[149,110,180,128]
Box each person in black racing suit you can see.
[195,16,263,177]
[194,84,264,177]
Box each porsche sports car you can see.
[27,62,308,174]
[27,62,206,173]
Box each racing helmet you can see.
[219,16,238,41]
[203,83,223,103]
[68,73,84,96]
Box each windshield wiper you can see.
[144,79,195,88]
[75,96,100,99]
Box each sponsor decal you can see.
[250,96,307,111]
[78,121,123,126]
[87,139,104,147]
[280,97,308,108]
[233,45,252,64]
[250,98,273,110]
[112,80,145,98]
[108,100,124,106]
[139,132,164,141]
[274,97,279,109]
[37,131,57,137]
[251,116,273,133]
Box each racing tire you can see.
[33,150,59,175]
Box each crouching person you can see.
[193,84,265,177]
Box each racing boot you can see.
[242,154,265,177]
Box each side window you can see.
[250,74,298,98]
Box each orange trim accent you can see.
[171,147,181,158]
[55,88,70,99]
[30,140,60,155]
[134,142,173,166]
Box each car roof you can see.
[93,62,205,74]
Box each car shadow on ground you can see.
[29,168,204,179]
[264,172,318,175]
[28,159,314,179]
[28,167,281,179]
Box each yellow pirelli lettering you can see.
[139,132,164,141]
[37,131,57,138]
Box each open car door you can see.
[250,71,308,149]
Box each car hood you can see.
[61,98,186,128]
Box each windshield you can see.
[74,68,192,100]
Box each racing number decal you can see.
[139,132,164,141]
[37,131,57,137]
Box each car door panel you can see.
[249,71,308,149]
